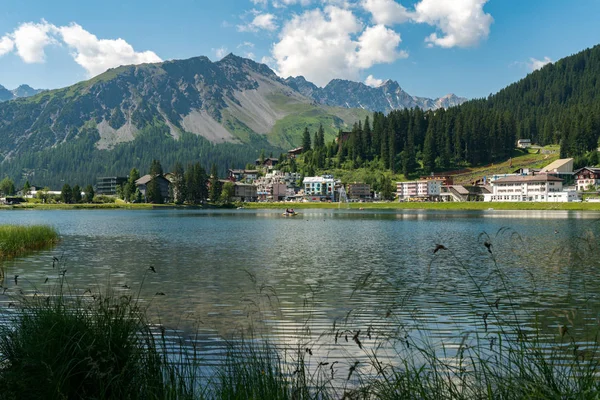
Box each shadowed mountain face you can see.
[284,77,467,113]
[0,54,370,159]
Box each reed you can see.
[0,225,58,259]
[0,281,200,400]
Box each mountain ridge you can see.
[0,84,44,102]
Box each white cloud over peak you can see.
[365,74,384,87]
[238,13,278,32]
[413,0,493,48]
[0,20,162,77]
[213,46,229,60]
[528,56,552,71]
[58,23,162,77]
[272,6,406,86]
[361,0,410,25]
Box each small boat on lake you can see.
[282,210,299,217]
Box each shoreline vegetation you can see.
[3,236,600,399]
[0,225,58,260]
[2,201,600,211]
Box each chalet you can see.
[287,147,303,159]
[574,167,600,191]
[420,175,454,186]
[255,157,279,169]
[135,175,170,203]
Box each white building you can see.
[483,175,579,202]
[303,176,337,200]
[517,139,532,148]
[396,180,442,201]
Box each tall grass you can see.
[0,280,200,400]
[0,225,58,259]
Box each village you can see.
[6,151,600,205]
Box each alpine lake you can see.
[2,208,600,382]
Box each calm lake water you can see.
[2,208,600,372]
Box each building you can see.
[574,167,600,191]
[517,139,532,148]
[540,158,574,174]
[253,170,300,201]
[396,180,443,201]
[96,176,127,195]
[135,175,171,203]
[420,175,454,186]
[255,157,279,169]
[347,183,371,200]
[228,169,259,183]
[287,147,303,159]
[483,174,579,202]
[232,182,258,202]
[303,176,337,201]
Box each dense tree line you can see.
[0,123,280,189]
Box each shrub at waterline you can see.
[0,225,58,260]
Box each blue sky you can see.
[0,0,598,99]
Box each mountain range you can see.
[0,84,44,102]
[284,76,466,113]
[2,43,595,188]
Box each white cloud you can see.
[214,46,229,59]
[237,41,255,48]
[57,23,162,77]
[365,74,384,87]
[244,52,256,60]
[361,0,411,25]
[12,21,57,63]
[238,13,278,32]
[354,24,406,68]
[0,35,14,56]
[528,56,552,71]
[413,0,493,48]
[0,21,162,77]
[272,6,406,86]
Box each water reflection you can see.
[1,209,600,371]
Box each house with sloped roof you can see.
[135,174,170,203]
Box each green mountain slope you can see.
[0,54,364,187]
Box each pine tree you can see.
[209,163,221,203]
[72,184,82,203]
[302,127,312,152]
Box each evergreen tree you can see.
[172,162,186,204]
[61,184,73,204]
[83,185,94,203]
[72,184,82,203]
[209,163,221,203]
[221,181,235,203]
[301,127,312,152]
[422,120,436,173]
[23,180,31,196]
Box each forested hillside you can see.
[301,44,600,178]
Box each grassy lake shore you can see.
[0,225,59,260]
[3,201,600,211]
